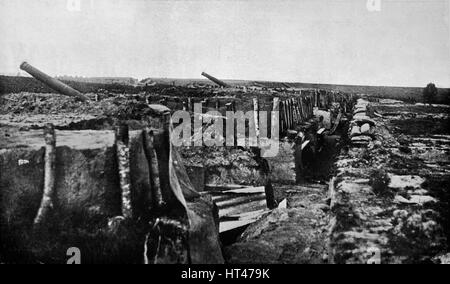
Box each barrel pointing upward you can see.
[201,72,229,88]
[20,62,88,102]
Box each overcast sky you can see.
[0,0,449,87]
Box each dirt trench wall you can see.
[0,130,223,263]
[329,99,449,264]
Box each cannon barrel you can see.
[20,62,88,102]
[201,72,229,88]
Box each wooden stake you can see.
[271,97,280,139]
[143,129,165,210]
[34,123,56,227]
[265,181,277,209]
[115,123,133,219]
[253,98,260,147]
[188,97,193,112]
[225,102,235,146]
[215,100,220,111]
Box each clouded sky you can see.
[1,0,449,87]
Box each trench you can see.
[0,90,356,263]
[222,116,349,264]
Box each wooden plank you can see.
[301,140,310,150]
[217,199,267,219]
[223,209,267,220]
[205,184,246,191]
[213,194,266,210]
[220,217,262,233]
[222,186,266,194]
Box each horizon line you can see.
[1,72,449,90]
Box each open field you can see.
[2,75,449,104]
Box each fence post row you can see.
[174,89,351,144]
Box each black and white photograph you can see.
[0,0,449,267]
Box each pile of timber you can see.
[204,184,277,233]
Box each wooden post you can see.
[115,123,133,219]
[292,98,298,124]
[291,98,296,124]
[284,99,289,130]
[318,91,322,109]
[281,101,287,133]
[297,98,302,122]
[307,96,311,119]
[188,97,193,112]
[253,98,260,147]
[291,98,296,125]
[34,123,56,227]
[300,97,305,120]
[278,101,283,133]
[284,99,291,130]
[202,99,208,113]
[215,100,220,112]
[289,98,295,128]
[271,98,280,139]
[264,181,277,209]
[226,102,235,146]
[288,99,293,129]
[308,96,312,118]
[314,91,317,107]
[292,98,297,125]
[304,97,309,119]
[143,129,165,210]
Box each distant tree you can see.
[423,83,438,104]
